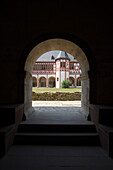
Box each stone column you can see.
[81,72,89,117]
[46,75,48,88]
[24,71,34,118]
[75,75,77,87]
[37,74,39,88]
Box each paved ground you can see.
[0,101,113,169]
[25,101,90,124]
[0,145,113,170]
[32,101,81,107]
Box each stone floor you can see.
[1,101,113,169]
[0,145,113,170]
[32,101,81,107]
[25,101,90,124]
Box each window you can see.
[70,63,74,69]
[33,65,37,70]
[61,62,65,68]
[48,65,49,70]
[63,62,65,67]
[39,65,41,70]
[61,62,62,67]
[33,65,35,70]
[51,56,54,59]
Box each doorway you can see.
[24,38,89,118]
[49,77,55,88]
[39,77,46,87]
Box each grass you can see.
[32,87,81,92]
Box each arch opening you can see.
[77,77,82,87]
[24,38,90,118]
[39,77,46,87]
[49,77,55,88]
[32,77,37,87]
[69,77,75,87]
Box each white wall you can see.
[32,74,37,78]
[38,75,47,78]
[56,71,60,88]
[76,74,80,78]
[61,71,65,86]
[69,74,75,78]
[66,71,69,79]
[48,75,55,78]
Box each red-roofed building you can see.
[32,51,81,88]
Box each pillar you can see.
[37,74,39,88]
[46,75,48,88]
[75,75,77,87]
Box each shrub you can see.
[62,80,71,88]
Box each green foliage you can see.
[62,80,71,88]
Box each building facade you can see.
[32,51,81,88]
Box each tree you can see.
[62,80,71,88]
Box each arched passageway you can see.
[39,77,46,87]
[69,77,75,87]
[32,77,37,87]
[24,38,90,118]
[77,77,81,87]
[49,77,55,88]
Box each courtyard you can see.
[32,87,81,101]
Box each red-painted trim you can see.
[46,75,48,88]
[38,76,47,80]
[33,60,81,89]
[37,74,39,88]
[35,61,55,64]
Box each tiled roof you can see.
[56,51,70,60]
[36,51,77,62]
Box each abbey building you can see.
[32,51,81,88]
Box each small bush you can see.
[62,80,71,88]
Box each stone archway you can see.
[77,77,81,87]
[69,77,75,87]
[49,77,55,88]
[24,39,90,118]
[39,77,46,87]
[32,77,37,87]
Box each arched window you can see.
[51,56,54,59]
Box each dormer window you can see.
[51,56,54,59]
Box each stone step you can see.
[14,132,100,146]
[17,123,97,133]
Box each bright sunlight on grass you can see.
[32,87,81,92]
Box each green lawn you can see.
[32,87,81,92]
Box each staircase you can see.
[14,123,100,146]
